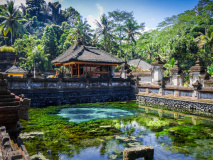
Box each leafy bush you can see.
[207,64,213,76]
[0,45,15,52]
[129,64,143,72]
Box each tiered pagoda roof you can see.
[52,43,124,65]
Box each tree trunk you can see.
[11,29,13,45]
[34,62,36,78]
[119,29,122,57]
[104,34,107,51]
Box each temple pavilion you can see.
[5,65,26,77]
[52,42,124,78]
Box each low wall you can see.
[138,84,213,100]
[136,94,213,116]
[8,77,135,107]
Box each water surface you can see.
[57,107,134,123]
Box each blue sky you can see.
[1,0,200,30]
[60,0,200,30]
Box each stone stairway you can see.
[0,73,31,160]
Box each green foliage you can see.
[0,0,26,45]
[42,25,59,63]
[129,64,143,72]
[0,45,15,52]
[207,64,213,76]
[26,44,49,72]
[13,34,40,58]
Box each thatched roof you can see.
[128,59,151,70]
[52,43,124,64]
[5,65,26,73]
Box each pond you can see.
[57,107,134,123]
[20,102,213,160]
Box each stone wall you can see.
[136,94,213,116]
[8,77,135,107]
[137,84,213,100]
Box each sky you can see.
[0,0,200,31]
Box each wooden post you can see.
[78,64,80,78]
[69,65,71,78]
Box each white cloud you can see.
[151,18,155,21]
[96,3,103,15]
[87,3,104,29]
[87,15,96,29]
[140,26,156,35]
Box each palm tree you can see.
[0,0,26,45]
[95,14,112,51]
[41,2,50,23]
[27,45,49,77]
[196,25,213,57]
[67,16,92,44]
[48,2,61,24]
[123,19,144,59]
[19,3,26,16]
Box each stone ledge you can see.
[123,145,154,160]
[137,92,213,104]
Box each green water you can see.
[20,102,213,160]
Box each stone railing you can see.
[137,83,213,100]
[7,77,135,107]
[7,77,132,90]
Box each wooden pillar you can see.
[78,64,80,78]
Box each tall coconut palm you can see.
[124,19,144,59]
[19,3,26,16]
[67,16,92,44]
[48,2,61,24]
[41,2,50,23]
[27,45,49,77]
[196,25,213,57]
[0,0,26,45]
[95,14,112,51]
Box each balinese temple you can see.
[52,42,124,78]
[5,65,26,77]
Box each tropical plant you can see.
[0,0,26,45]
[26,44,49,76]
[42,25,59,63]
[0,45,15,52]
[109,10,134,57]
[95,14,113,51]
[196,25,213,58]
[67,16,92,45]
[48,2,61,24]
[123,18,144,59]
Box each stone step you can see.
[0,102,19,106]
[0,98,16,102]
[0,95,15,99]
[0,91,11,95]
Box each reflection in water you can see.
[138,105,213,126]
[57,108,134,123]
[57,106,213,160]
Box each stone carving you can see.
[151,55,165,84]
[170,60,184,86]
[0,126,30,160]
